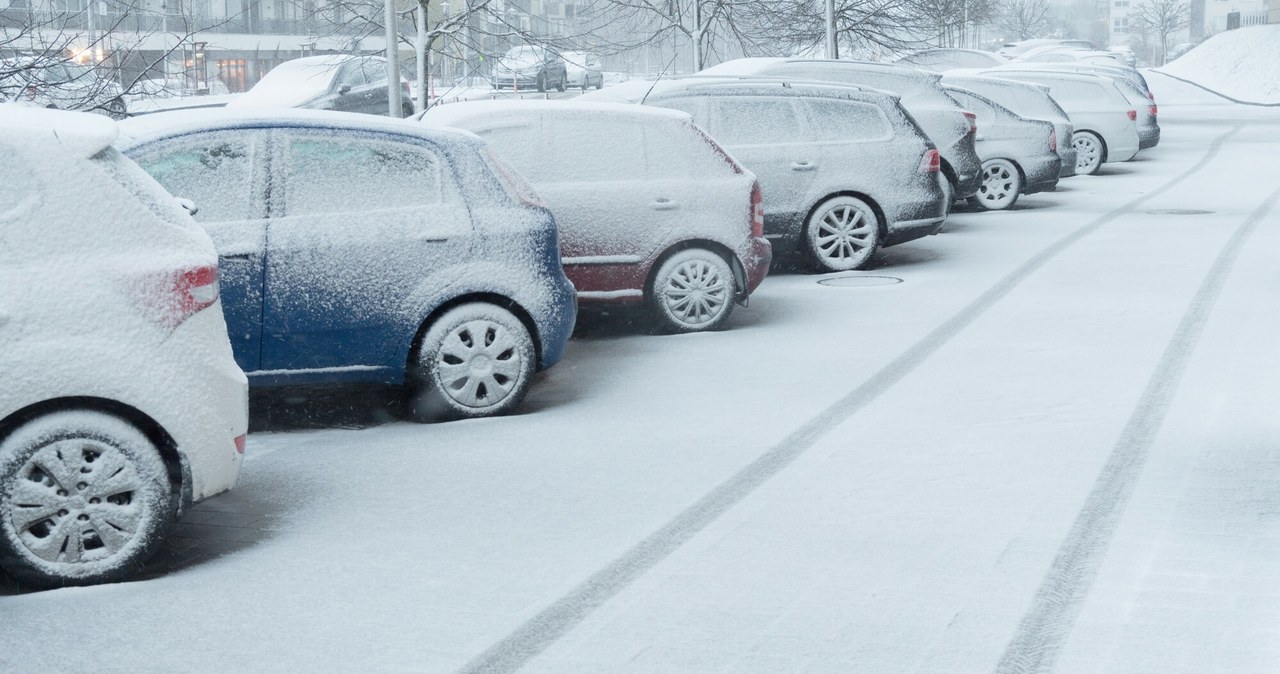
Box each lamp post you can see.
[384,0,402,116]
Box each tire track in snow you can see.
[458,126,1244,674]
[995,164,1280,674]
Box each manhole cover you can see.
[817,275,903,288]
[1145,209,1214,215]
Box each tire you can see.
[1073,131,1105,176]
[0,410,173,588]
[651,249,736,333]
[804,195,881,272]
[536,74,547,93]
[406,303,536,422]
[581,78,589,92]
[556,76,567,93]
[967,158,1022,211]
[595,77,603,90]
[103,98,127,120]
[401,102,415,118]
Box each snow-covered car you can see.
[699,58,983,201]
[941,74,1078,180]
[0,57,127,118]
[894,48,1009,71]
[970,69,1139,175]
[562,51,604,90]
[132,75,231,99]
[944,86,1061,210]
[0,105,247,587]
[491,45,568,93]
[227,55,413,117]
[423,100,770,333]
[585,78,949,272]
[994,62,1160,149]
[996,39,1094,60]
[119,109,575,421]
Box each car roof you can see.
[586,76,897,104]
[420,99,693,128]
[0,103,117,157]
[703,57,938,80]
[942,72,1053,94]
[118,107,479,149]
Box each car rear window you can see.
[804,99,892,141]
[707,98,805,145]
[95,147,197,231]
[643,118,742,178]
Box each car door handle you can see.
[222,253,254,261]
[790,161,817,171]
[649,198,679,210]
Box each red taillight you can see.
[1148,104,1157,118]
[918,148,940,173]
[234,434,246,454]
[1127,109,1137,121]
[166,265,220,326]
[23,84,37,100]
[962,111,977,135]
[749,181,764,238]
[1049,127,1057,152]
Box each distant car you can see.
[971,68,1139,175]
[996,39,1094,60]
[120,109,576,421]
[894,48,1009,71]
[994,62,1160,149]
[491,45,568,93]
[423,100,770,332]
[0,57,127,118]
[0,105,247,587]
[562,51,604,90]
[699,58,983,200]
[586,78,950,272]
[941,74,1078,180]
[227,55,413,117]
[944,86,1061,210]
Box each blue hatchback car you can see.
[120,109,576,421]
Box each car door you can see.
[358,58,391,115]
[328,61,368,113]
[130,131,269,372]
[259,129,473,374]
[703,97,817,239]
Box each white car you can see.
[562,51,604,90]
[0,105,248,587]
[0,58,127,118]
[970,69,1139,175]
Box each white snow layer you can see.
[1158,24,1280,104]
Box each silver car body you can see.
[941,74,1078,179]
[944,86,1062,194]
[996,62,1159,149]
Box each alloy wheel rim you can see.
[1074,137,1100,172]
[815,204,874,266]
[979,162,1017,207]
[662,259,730,327]
[7,439,149,565]
[436,320,522,408]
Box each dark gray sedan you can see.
[945,86,1061,211]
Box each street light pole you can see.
[824,0,837,60]
[416,1,427,113]
[385,0,403,116]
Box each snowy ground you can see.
[4,72,1279,673]
[1158,24,1280,105]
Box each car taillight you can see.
[1049,127,1057,152]
[918,148,940,173]
[23,84,37,100]
[1148,104,1157,118]
[148,265,219,327]
[749,181,764,238]
[962,111,977,135]
[1127,109,1137,121]
[234,434,246,454]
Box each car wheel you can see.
[1073,131,1105,176]
[407,303,536,422]
[556,76,567,93]
[581,78,589,92]
[401,101,415,118]
[804,195,881,272]
[0,410,173,588]
[968,158,1022,211]
[595,77,604,90]
[103,98,127,120]
[651,249,735,333]
[536,74,547,93]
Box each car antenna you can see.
[641,52,680,105]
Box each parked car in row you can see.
[0,105,247,587]
[423,101,771,332]
[998,62,1159,149]
[228,55,413,118]
[699,58,983,201]
[491,45,568,93]
[120,109,576,421]
[585,78,949,271]
[964,68,1139,175]
[941,74,1077,180]
[562,51,605,91]
[943,86,1061,210]
[0,57,127,118]
[895,48,1009,71]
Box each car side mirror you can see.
[338,83,352,95]
[176,197,199,217]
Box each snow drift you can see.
[1157,24,1280,105]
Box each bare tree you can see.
[910,0,997,48]
[1128,0,1188,65]
[992,0,1053,41]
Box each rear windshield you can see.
[966,81,1068,120]
[95,147,196,231]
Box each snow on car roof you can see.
[580,76,895,105]
[419,99,692,129]
[703,58,936,80]
[229,55,380,108]
[0,103,117,157]
[117,106,478,149]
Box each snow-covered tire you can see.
[536,74,547,93]
[407,303,536,422]
[1073,131,1105,176]
[804,195,881,272]
[651,248,735,333]
[968,158,1022,211]
[0,410,173,588]
[556,77,567,93]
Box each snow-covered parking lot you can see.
[4,73,1280,673]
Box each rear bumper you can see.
[1138,126,1160,150]
[741,236,772,296]
[1022,155,1062,195]
[1058,147,1078,178]
[885,216,946,246]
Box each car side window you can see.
[643,118,731,179]
[133,134,260,223]
[542,116,644,182]
[283,136,446,217]
[335,62,366,89]
[804,100,892,141]
[707,98,805,145]
[470,119,544,177]
[360,60,388,85]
